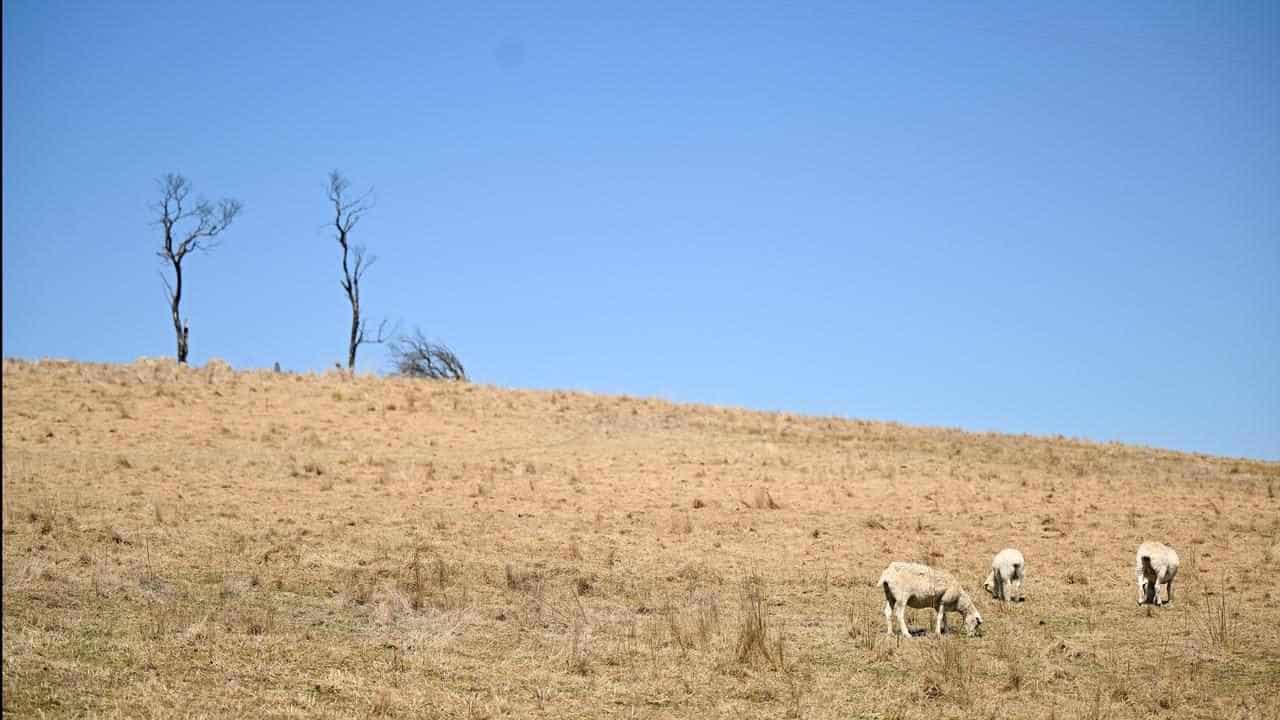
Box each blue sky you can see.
[4,2,1277,460]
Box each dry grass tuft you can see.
[1063,569,1089,586]
[565,591,592,675]
[1198,587,1241,650]
[994,630,1032,693]
[921,636,973,707]
[747,487,781,510]
[735,574,777,666]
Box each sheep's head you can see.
[1137,578,1155,606]
[958,593,983,636]
[965,610,983,636]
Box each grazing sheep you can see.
[982,548,1026,602]
[879,561,983,638]
[1135,541,1179,607]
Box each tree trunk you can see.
[170,261,188,364]
[347,301,360,369]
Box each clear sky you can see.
[3,2,1277,460]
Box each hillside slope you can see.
[4,358,1278,718]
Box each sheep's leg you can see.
[934,605,946,635]
[896,603,911,638]
[1140,557,1161,606]
[884,601,894,636]
[1164,580,1174,607]
[994,572,1006,601]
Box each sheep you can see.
[1136,541,1179,607]
[982,548,1026,602]
[879,561,983,638]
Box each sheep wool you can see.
[982,548,1026,602]
[1136,541,1179,607]
[879,561,983,638]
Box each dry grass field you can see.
[3,358,1279,719]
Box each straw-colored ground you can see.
[3,358,1278,719]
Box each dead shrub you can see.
[388,329,467,381]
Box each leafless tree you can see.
[328,170,390,369]
[154,173,242,364]
[388,328,467,381]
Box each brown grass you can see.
[3,357,1279,719]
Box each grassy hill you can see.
[3,358,1278,719]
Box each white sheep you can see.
[982,548,1026,602]
[1135,541,1179,607]
[879,561,983,638]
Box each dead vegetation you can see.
[2,357,1279,719]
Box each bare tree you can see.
[328,171,390,370]
[154,173,242,364]
[388,328,467,381]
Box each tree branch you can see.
[388,328,467,381]
[158,269,175,303]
